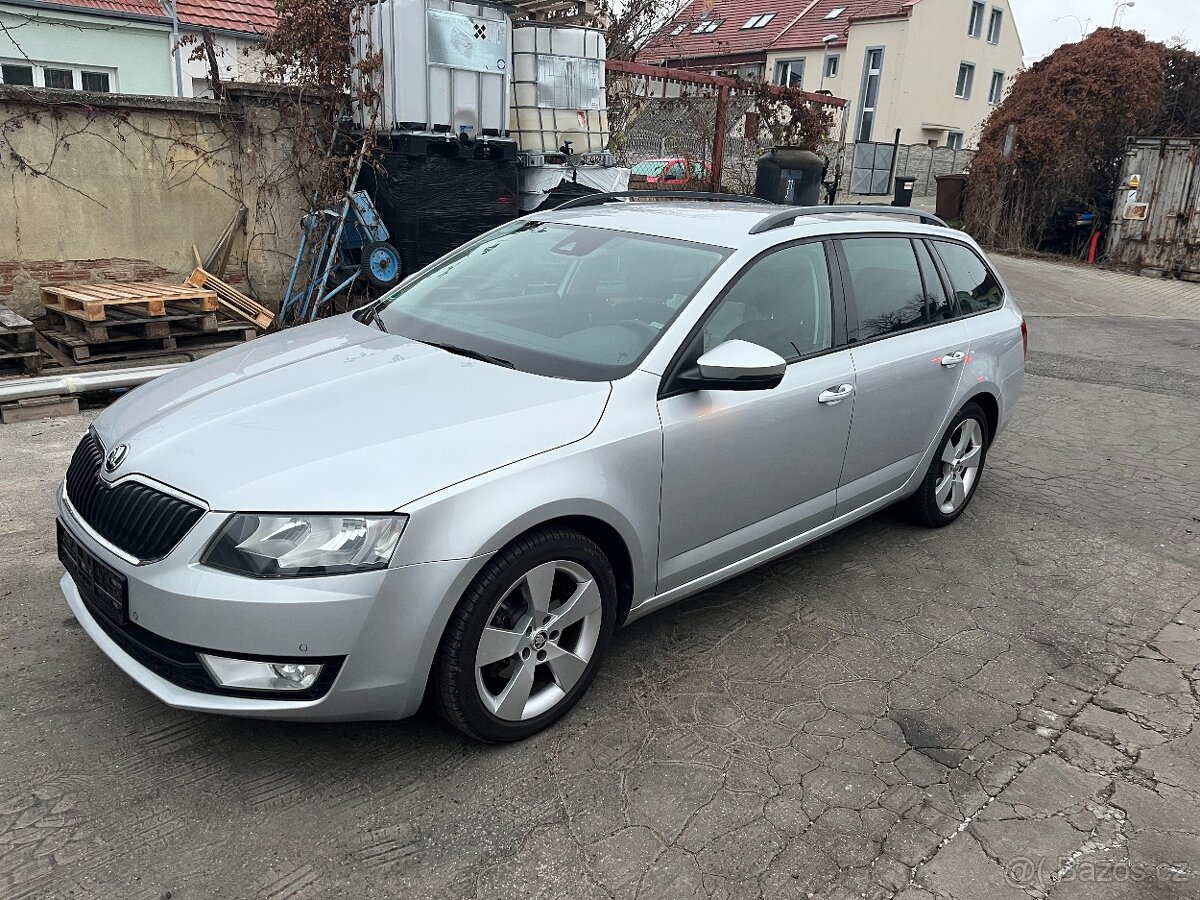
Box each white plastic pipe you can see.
[0,364,181,404]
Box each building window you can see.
[742,13,777,28]
[987,8,1003,43]
[0,63,34,86]
[988,70,1005,104]
[669,22,687,35]
[774,58,804,88]
[693,18,724,33]
[947,132,965,150]
[44,67,74,89]
[968,1,985,37]
[825,55,839,78]
[0,59,114,92]
[955,62,975,99]
[856,47,884,142]
[824,6,847,18]
[81,71,111,92]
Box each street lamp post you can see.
[1112,1,1135,27]
[819,33,838,92]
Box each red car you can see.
[630,158,711,185]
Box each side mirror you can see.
[680,340,787,392]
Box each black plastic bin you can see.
[358,136,521,276]
[892,176,916,207]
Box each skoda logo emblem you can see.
[104,443,129,472]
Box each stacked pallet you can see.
[0,305,41,375]
[38,281,260,364]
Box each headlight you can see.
[202,514,406,577]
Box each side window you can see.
[915,240,953,321]
[935,241,1004,313]
[841,237,927,340]
[665,162,687,180]
[701,242,833,361]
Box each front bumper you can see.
[57,487,486,721]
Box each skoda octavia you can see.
[57,199,1025,741]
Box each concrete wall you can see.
[0,3,174,96]
[832,141,976,199]
[0,85,308,317]
[766,0,1025,149]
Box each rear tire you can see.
[433,527,617,742]
[907,402,989,528]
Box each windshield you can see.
[630,161,669,176]
[371,221,730,381]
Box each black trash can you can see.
[892,176,916,207]
[754,148,824,206]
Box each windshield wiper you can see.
[421,340,514,369]
[358,306,388,333]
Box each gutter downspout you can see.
[166,0,184,97]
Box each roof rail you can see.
[748,205,949,235]
[554,190,772,211]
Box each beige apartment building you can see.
[640,0,1025,151]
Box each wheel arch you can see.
[474,505,643,626]
[961,387,1000,445]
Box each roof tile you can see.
[639,0,915,63]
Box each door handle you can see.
[940,351,967,368]
[818,384,854,405]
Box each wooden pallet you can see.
[41,281,219,322]
[45,305,219,343]
[186,268,274,330]
[40,321,257,364]
[0,304,41,375]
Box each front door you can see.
[834,236,969,512]
[656,240,855,593]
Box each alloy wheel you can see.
[935,418,984,514]
[474,560,604,722]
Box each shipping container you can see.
[510,22,609,154]
[1107,136,1200,280]
[352,0,512,139]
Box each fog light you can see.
[199,653,323,692]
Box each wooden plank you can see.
[1,395,79,424]
[0,348,42,373]
[35,330,75,368]
[41,281,218,321]
[187,268,274,330]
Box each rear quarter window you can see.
[935,241,1004,314]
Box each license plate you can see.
[57,520,128,626]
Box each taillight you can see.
[1020,319,1029,357]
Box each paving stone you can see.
[918,831,1030,900]
[1073,704,1170,752]
[994,756,1111,818]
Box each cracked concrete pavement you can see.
[0,255,1198,899]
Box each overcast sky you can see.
[1010,0,1199,64]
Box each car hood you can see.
[93,315,611,511]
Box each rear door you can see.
[835,236,970,513]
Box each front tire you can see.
[907,402,989,528]
[433,527,617,742]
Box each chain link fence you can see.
[606,62,848,195]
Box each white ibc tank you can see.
[510,23,609,154]
[353,0,512,138]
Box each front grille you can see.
[65,431,205,561]
[77,587,343,701]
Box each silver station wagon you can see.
[57,197,1026,741]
